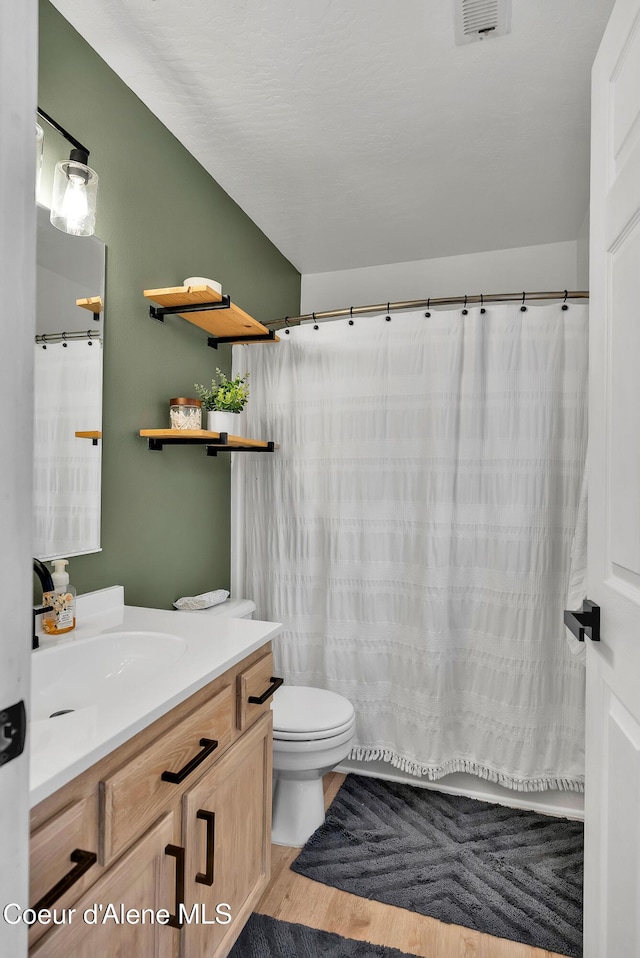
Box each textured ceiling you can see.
[50,0,614,273]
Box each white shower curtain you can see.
[33,339,102,559]
[235,304,588,791]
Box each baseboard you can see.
[335,758,584,821]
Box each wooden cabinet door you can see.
[30,813,177,958]
[181,713,272,958]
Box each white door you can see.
[0,2,38,956]
[585,0,640,954]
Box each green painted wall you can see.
[38,1,300,608]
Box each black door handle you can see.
[164,843,185,929]
[564,599,600,642]
[195,809,215,886]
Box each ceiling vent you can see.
[454,0,511,45]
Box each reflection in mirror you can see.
[34,204,105,560]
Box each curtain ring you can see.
[313,311,319,330]
[349,306,354,326]
[284,315,290,334]
[425,297,431,318]
[462,294,468,315]
[562,290,569,311]
[521,291,527,312]
[480,293,485,314]
[62,331,68,347]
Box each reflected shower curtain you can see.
[235,304,588,790]
[33,340,102,558]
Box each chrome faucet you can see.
[33,558,54,650]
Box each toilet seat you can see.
[273,714,356,742]
[272,722,355,754]
[271,685,355,739]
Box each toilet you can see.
[181,597,355,847]
[270,684,355,846]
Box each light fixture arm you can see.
[36,106,90,160]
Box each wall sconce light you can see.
[37,107,99,237]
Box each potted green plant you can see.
[195,369,250,435]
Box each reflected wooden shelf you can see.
[76,296,103,313]
[75,430,102,445]
[144,285,279,347]
[139,429,278,456]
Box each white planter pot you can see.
[207,410,241,436]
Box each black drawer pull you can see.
[33,848,97,912]
[195,810,215,886]
[161,738,218,784]
[248,676,284,705]
[164,844,185,929]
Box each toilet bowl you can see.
[271,685,355,847]
[177,598,355,847]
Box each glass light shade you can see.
[50,159,98,237]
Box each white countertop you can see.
[29,587,282,807]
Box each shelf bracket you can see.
[207,441,275,457]
[207,329,278,349]
[149,295,231,323]
[145,433,275,454]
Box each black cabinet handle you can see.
[33,848,97,912]
[248,676,284,705]
[161,738,218,784]
[564,599,600,642]
[195,810,215,886]
[164,843,185,929]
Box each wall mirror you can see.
[33,203,105,560]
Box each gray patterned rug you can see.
[291,774,583,958]
[229,914,419,957]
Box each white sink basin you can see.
[31,630,188,721]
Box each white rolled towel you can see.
[173,589,229,611]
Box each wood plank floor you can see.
[257,773,568,958]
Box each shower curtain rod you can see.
[266,289,589,329]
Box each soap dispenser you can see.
[42,559,76,635]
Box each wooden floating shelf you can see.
[139,429,278,454]
[76,296,103,313]
[75,430,102,445]
[144,285,279,345]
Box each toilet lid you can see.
[272,686,355,735]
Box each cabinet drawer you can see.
[101,684,233,864]
[236,652,280,731]
[29,795,99,946]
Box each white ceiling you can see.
[50,0,614,274]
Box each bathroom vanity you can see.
[27,589,282,957]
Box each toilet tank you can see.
[185,598,256,619]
